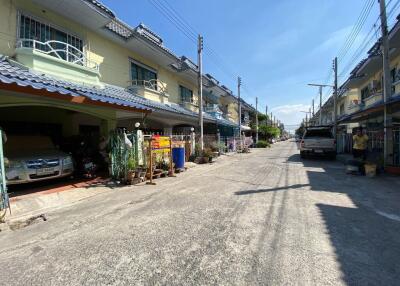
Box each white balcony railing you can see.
[16,39,99,71]
[128,79,168,95]
[204,104,222,114]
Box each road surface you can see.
[1,140,400,285]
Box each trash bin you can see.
[172,147,185,169]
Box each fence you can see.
[0,129,10,219]
[394,128,400,166]
[367,130,384,152]
[337,133,353,154]
[336,130,385,154]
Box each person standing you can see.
[353,128,369,160]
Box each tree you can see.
[257,113,268,122]
[295,122,305,137]
[258,124,280,140]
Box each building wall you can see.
[353,53,400,109]
[0,0,198,106]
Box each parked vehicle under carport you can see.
[4,135,74,185]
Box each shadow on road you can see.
[234,184,308,195]
[294,152,400,284]
[240,149,400,284]
[317,203,400,285]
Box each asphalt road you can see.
[1,140,400,285]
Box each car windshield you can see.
[304,129,333,138]
[4,136,56,154]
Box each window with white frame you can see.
[180,85,193,103]
[18,13,84,64]
[130,61,158,90]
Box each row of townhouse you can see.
[311,15,400,169]
[0,0,257,154]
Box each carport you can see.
[0,56,151,191]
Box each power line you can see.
[336,0,375,63]
[338,0,400,79]
[147,0,244,89]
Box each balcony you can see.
[204,104,223,119]
[348,99,364,113]
[127,79,169,102]
[363,92,382,107]
[15,39,101,85]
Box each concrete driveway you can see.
[0,141,399,285]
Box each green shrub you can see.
[256,140,270,148]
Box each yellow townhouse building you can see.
[0,0,241,142]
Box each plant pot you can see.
[194,156,209,164]
[126,170,135,184]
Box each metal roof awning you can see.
[0,56,151,113]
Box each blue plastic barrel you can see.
[172,147,185,169]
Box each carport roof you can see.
[0,56,152,113]
[0,56,237,127]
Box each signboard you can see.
[151,136,171,153]
[146,135,174,185]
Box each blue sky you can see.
[101,0,383,129]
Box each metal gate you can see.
[394,128,400,167]
[0,129,10,219]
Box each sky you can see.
[100,0,385,131]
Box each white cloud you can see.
[271,104,310,132]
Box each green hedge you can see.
[256,140,270,148]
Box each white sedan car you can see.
[4,135,74,185]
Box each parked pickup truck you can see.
[300,126,336,159]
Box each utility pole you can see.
[333,57,338,137]
[308,83,330,126]
[379,0,391,167]
[270,112,273,127]
[319,86,322,125]
[305,113,308,128]
[238,76,242,143]
[312,99,315,117]
[255,97,259,143]
[197,35,204,151]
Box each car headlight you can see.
[8,160,23,169]
[63,156,73,165]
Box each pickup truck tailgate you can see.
[303,138,335,149]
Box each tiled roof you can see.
[0,56,150,112]
[82,0,115,18]
[0,56,237,127]
[105,20,133,39]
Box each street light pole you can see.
[300,111,312,128]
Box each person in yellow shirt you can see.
[353,128,368,160]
